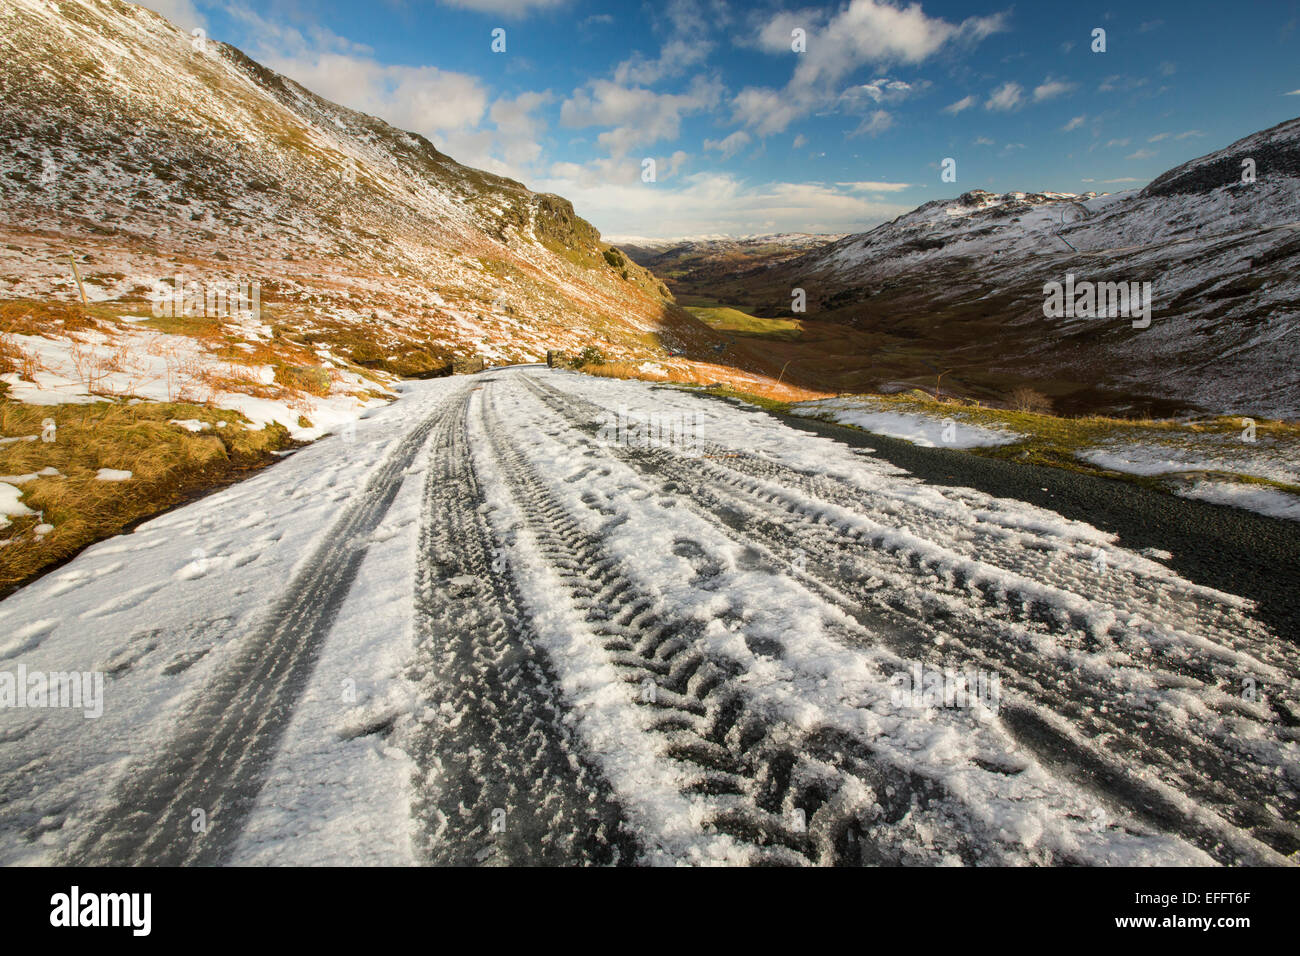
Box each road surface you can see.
[0,367,1296,866]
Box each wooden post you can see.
[68,255,88,308]
[936,368,953,402]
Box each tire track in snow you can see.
[514,372,1299,864]
[405,381,637,865]
[64,389,459,865]
[473,382,1079,866]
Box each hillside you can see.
[0,0,767,589]
[0,0,723,406]
[703,119,1300,418]
[614,233,844,304]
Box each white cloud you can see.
[840,77,917,107]
[972,135,995,146]
[227,8,488,134]
[1174,129,1205,139]
[548,149,689,188]
[734,79,915,138]
[736,0,1005,135]
[1286,89,1300,96]
[849,110,894,137]
[793,133,808,148]
[615,36,711,85]
[704,130,752,159]
[836,181,912,192]
[756,0,1007,88]
[224,6,551,179]
[663,150,690,178]
[436,0,570,16]
[612,0,716,86]
[1127,148,1157,160]
[536,168,912,237]
[985,81,1023,111]
[1032,78,1075,101]
[1099,75,1148,93]
[138,0,207,30]
[296,58,486,134]
[732,86,808,137]
[1062,114,1086,131]
[943,94,977,114]
[486,90,554,169]
[561,76,721,156]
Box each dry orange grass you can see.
[0,399,290,591]
[196,365,281,400]
[273,364,333,397]
[137,312,230,349]
[0,298,99,336]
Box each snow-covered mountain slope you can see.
[713,119,1300,418]
[813,189,1100,274]
[0,0,709,367]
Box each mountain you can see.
[613,233,844,304]
[0,0,718,387]
[703,119,1300,418]
[2,0,1296,422]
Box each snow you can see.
[792,397,1021,448]
[1079,440,1300,521]
[0,0,688,384]
[0,375,465,865]
[1177,481,1300,522]
[0,467,59,484]
[94,468,132,481]
[0,482,36,528]
[1082,447,1209,476]
[0,368,1294,866]
[230,430,437,865]
[467,373,1296,864]
[0,328,391,442]
[769,125,1300,419]
[1080,441,1300,485]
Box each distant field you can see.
[685,305,803,340]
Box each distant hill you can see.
[612,234,844,304]
[698,119,1300,418]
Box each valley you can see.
[0,0,1296,877]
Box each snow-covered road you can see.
[1,368,1297,866]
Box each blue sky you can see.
[151,0,1300,238]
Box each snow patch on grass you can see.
[1177,481,1300,522]
[0,482,35,527]
[1079,440,1300,485]
[793,397,1021,449]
